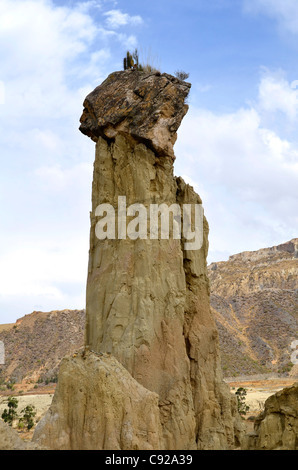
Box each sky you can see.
[0,0,297,323]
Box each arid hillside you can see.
[0,310,85,387]
[209,239,298,377]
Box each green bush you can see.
[1,396,19,426]
[235,387,250,416]
[19,405,36,431]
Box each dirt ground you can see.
[1,377,297,420]
[0,391,54,440]
[0,376,297,442]
[226,376,298,434]
[227,377,297,415]
[0,393,54,422]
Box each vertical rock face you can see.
[81,70,239,450]
[33,70,242,450]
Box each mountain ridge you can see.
[208,238,298,377]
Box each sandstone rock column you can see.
[79,70,240,450]
[33,71,242,450]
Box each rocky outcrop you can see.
[79,70,190,159]
[209,239,298,298]
[33,70,243,450]
[245,383,298,450]
[0,420,43,450]
[33,350,163,450]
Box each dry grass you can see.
[0,324,14,333]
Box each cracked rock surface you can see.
[79,70,190,159]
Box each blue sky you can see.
[0,0,297,323]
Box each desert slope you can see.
[208,239,298,377]
[0,309,85,385]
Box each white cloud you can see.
[0,81,5,105]
[0,238,88,321]
[0,0,145,323]
[0,0,97,75]
[104,9,143,29]
[0,239,88,297]
[34,162,93,192]
[257,70,298,121]
[0,1,100,124]
[243,0,298,34]
[175,72,298,262]
[0,1,140,122]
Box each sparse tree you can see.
[235,387,250,416]
[1,396,18,426]
[175,70,190,81]
[123,51,134,70]
[20,404,36,431]
[132,48,139,68]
